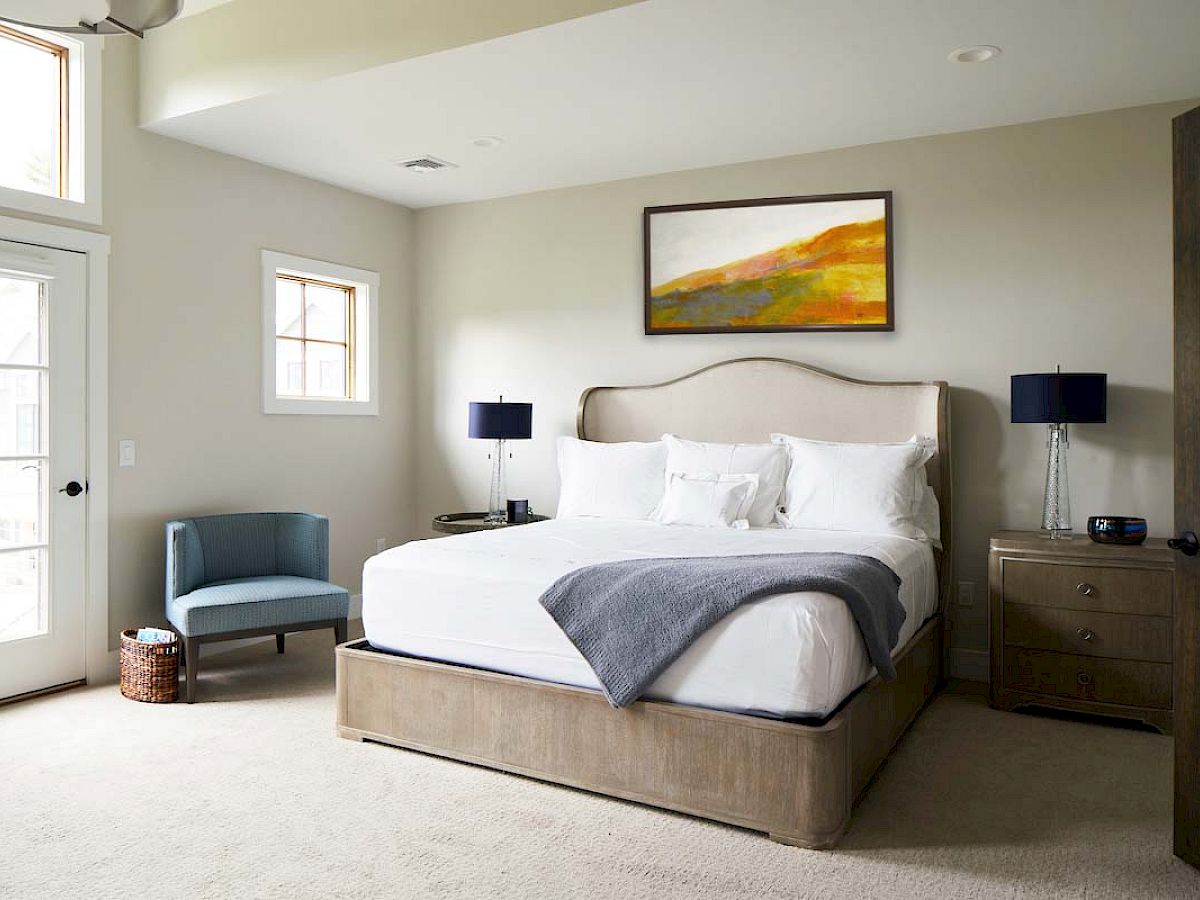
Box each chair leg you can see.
[276,633,285,654]
[334,618,348,645]
[185,638,198,703]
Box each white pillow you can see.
[655,472,758,529]
[660,434,788,527]
[915,479,943,549]
[771,434,937,541]
[556,437,667,520]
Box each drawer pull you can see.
[1077,672,1093,686]
[1076,627,1096,642]
[1076,582,1095,596]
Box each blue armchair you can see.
[165,512,349,702]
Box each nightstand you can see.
[989,530,1174,734]
[431,512,550,535]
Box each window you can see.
[15,404,37,455]
[261,251,379,415]
[275,274,355,399]
[0,24,99,223]
[0,25,66,197]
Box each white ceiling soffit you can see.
[144,0,1200,209]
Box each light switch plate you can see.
[958,580,976,607]
[118,439,135,468]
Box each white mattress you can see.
[362,518,937,719]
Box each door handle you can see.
[1169,531,1200,556]
[58,481,84,497]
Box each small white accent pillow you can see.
[655,472,758,529]
[556,437,667,521]
[771,434,937,541]
[660,434,788,528]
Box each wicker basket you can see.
[119,629,180,703]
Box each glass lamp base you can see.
[486,438,508,524]
[1041,423,1072,538]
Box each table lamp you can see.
[468,397,533,523]
[1011,370,1106,539]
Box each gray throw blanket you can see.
[539,553,905,709]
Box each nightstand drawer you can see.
[1003,602,1172,662]
[1003,647,1172,709]
[1002,560,1171,616]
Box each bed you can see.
[336,357,952,848]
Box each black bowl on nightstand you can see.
[1087,516,1148,545]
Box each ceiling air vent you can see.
[395,156,458,174]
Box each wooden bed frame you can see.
[336,358,952,848]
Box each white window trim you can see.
[0,27,102,225]
[261,250,379,416]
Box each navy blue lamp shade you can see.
[1010,373,1107,424]
[468,402,532,440]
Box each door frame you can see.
[0,213,110,686]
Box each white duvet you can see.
[362,518,937,718]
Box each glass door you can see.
[0,239,86,700]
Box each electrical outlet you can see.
[958,580,976,608]
[376,538,387,554]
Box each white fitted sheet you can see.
[362,518,937,718]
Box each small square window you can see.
[274,274,354,400]
[261,251,378,416]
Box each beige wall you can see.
[414,101,1191,666]
[1,40,415,646]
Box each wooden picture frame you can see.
[643,191,894,335]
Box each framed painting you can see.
[643,191,894,334]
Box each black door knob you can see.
[58,481,83,497]
[1169,531,1199,556]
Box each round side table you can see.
[431,512,550,535]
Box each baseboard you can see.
[92,649,120,685]
[949,648,989,682]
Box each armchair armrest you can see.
[165,519,205,604]
[274,513,330,582]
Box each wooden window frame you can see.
[261,250,379,417]
[0,24,70,199]
[274,273,356,400]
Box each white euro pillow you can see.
[556,437,667,521]
[655,472,758,529]
[660,434,788,527]
[771,434,938,542]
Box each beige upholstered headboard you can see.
[577,357,953,608]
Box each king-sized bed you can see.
[336,357,952,849]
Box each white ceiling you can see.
[180,0,235,17]
[147,0,1200,209]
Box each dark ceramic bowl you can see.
[1087,516,1148,545]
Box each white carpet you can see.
[1,626,1197,899]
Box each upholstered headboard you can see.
[577,357,953,608]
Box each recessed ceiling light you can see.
[470,136,505,149]
[947,45,1001,63]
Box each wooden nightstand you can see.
[431,512,550,535]
[989,530,1174,734]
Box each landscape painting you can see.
[644,192,893,334]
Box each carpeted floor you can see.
[2,626,1197,899]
